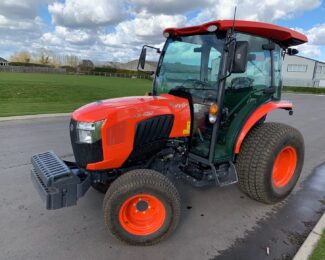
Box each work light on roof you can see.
[207,25,218,32]
[163,32,170,38]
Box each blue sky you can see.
[276,1,325,61]
[0,0,324,63]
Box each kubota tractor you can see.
[31,20,307,245]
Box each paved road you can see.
[0,93,324,260]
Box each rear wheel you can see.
[103,169,181,245]
[236,122,304,204]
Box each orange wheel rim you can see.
[119,194,166,236]
[272,146,297,188]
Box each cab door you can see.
[213,33,276,163]
[189,46,221,159]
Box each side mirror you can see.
[137,45,161,72]
[231,41,249,73]
[287,48,299,56]
[138,47,147,70]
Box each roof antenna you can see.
[231,6,237,34]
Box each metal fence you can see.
[0,65,66,74]
[81,71,152,80]
[0,66,152,80]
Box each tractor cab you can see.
[139,20,306,171]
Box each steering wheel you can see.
[230,77,254,90]
[182,79,211,89]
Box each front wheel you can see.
[236,122,304,204]
[103,169,181,245]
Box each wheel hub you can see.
[136,200,149,212]
[119,194,166,236]
[272,146,297,188]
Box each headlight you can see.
[76,120,104,144]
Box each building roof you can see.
[0,57,8,62]
[164,20,308,47]
[292,55,325,65]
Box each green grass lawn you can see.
[1,72,324,117]
[0,72,152,117]
[310,231,325,260]
[283,86,325,94]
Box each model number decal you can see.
[134,111,154,118]
[170,102,188,109]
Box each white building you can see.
[282,55,325,87]
[0,57,8,66]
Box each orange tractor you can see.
[31,20,307,245]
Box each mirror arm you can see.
[143,45,161,53]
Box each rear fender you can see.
[235,101,293,154]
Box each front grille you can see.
[70,119,103,168]
[133,115,174,148]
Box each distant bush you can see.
[9,62,53,68]
[93,67,149,76]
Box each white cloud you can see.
[0,0,324,62]
[0,0,54,19]
[306,24,325,45]
[0,0,53,58]
[191,0,321,24]
[297,44,321,57]
[100,12,187,46]
[48,0,127,28]
[130,0,211,14]
[41,26,94,45]
[290,24,325,59]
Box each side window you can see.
[208,47,221,82]
[226,33,272,90]
[273,44,283,99]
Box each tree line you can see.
[9,49,80,68]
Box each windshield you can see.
[154,33,225,95]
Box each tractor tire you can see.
[91,182,110,193]
[236,122,304,204]
[103,169,181,246]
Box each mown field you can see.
[1,72,324,117]
[0,72,152,117]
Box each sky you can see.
[0,0,325,63]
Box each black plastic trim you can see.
[133,115,174,148]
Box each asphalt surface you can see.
[0,93,325,260]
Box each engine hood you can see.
[72,94,189,122]
[71,93,191,170]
